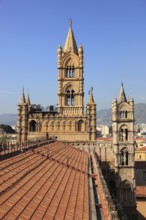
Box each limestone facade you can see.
[112,84,136,219]
[17,24,96,144]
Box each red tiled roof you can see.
[136,146,146,151]
[136,186,146,198]
[136,138,146,141]
[0,141,89,220]
[96,137,112,141]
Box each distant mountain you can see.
[0,103,146,126]
[0,114,17,126]
[134,103,146,124]
[97,108,112,125]
[97,103,146,125]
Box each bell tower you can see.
[112,84,136,219]
[57,21,84,116]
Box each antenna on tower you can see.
[69,19,72,28]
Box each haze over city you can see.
[0,0,146,114]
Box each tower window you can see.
[120,148,128,166]
[119,127,128,141]
[71,90,75,106]
[78,120,84,131]
[66,90,75,106]
[120,111,128,119]
[65,65,75,78]
[66,90,71,106]
[30,120,37,132]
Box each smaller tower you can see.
[112,84,136,219]
[17,89,28,145]
[26,93,31,112]
[86,88,96,141]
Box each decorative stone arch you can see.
[67,120,72,131]
[63,53,79,68]
[119,180,133,205]
[119,124,129,141]
[55,120,60,131]
[49,120,55,131]
[62,54,79,79]
[118,103,131,119]
[42,120,49,132]
[61,120,66,131]
[64,83,75,106]
[77,119,85,132]
[29,120,37,132]
[63,82,74,92]
[120,146,129,166]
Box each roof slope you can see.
[0,141,89,220]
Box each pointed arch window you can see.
[120,148,128,166]
[30,120,37,132]
[119,126,129,141]
[66,90,75,106]
[120,110,128,119]
[78,120,84,131]
[65,65,75,78]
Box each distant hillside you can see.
[134,103,146,124]
[97,103,146,125]
[0,103,146,126]
[97,108,112,125]
[0,114,17,126]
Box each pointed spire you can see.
[88,87,95,104]
[64,19,78,54]
[27,93,31,106]
[20,87,26,104]
[118,83,127,103]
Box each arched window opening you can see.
[65,65,75,78]
[120,111,123,118]
[66,90,71,106]
[119,181,132,205]
[120,148,128,166]
[125,129,128,140]
[120,110,128,119]
[71,90,75,106]
[66,90,75,106]
[119,127,128,141]
[30,120,37,132]
[78,120,84,132]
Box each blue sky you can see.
[0,0,146,114]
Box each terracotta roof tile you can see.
[136,186,146,197]
[136,146,146,151]
[0,141,89,220]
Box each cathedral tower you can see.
[86,88,96,141]
[17,22,96,143]
[57,21,84,116]
[112,84,136,219]
[17,89,28,145]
